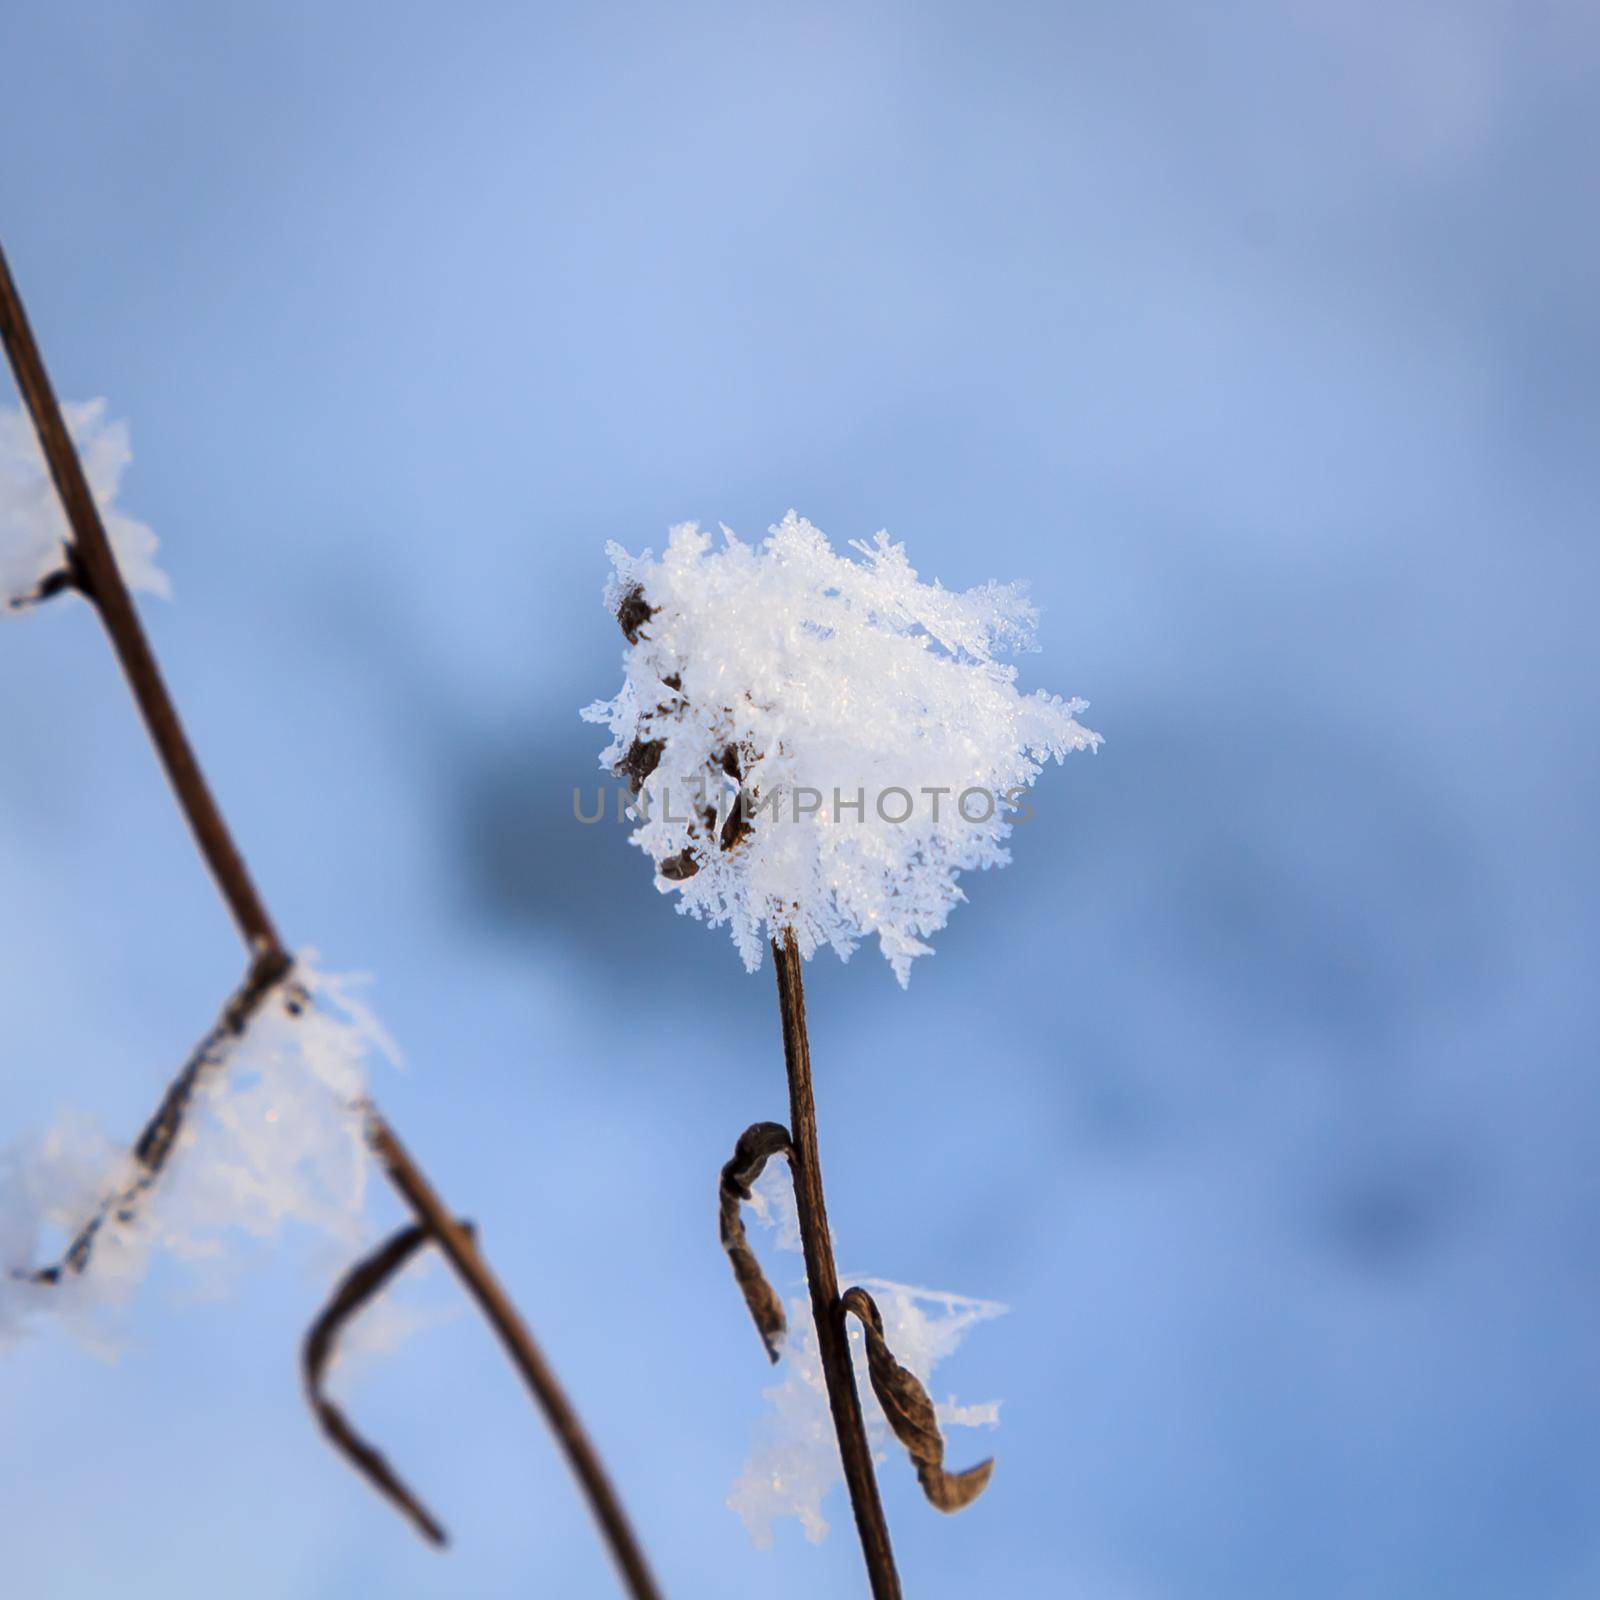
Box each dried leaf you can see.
[658,848,701,882]
[614,736,664,795]
[615,584,655,644]
[719,1121,793,1361]
[841,1286,996,1514]
[303,1220,468,1548]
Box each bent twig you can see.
[304,1221,456,1548]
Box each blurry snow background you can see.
[1,3,1597,1596]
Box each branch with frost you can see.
[589,517,1095,1597]
[12,955,378,1295]
[2,955,387,1349]
[0,242,663,1600]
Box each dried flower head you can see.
[584,513,1099,983]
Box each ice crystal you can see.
[584,513,1098,983]
[1,399,168,611]
[0,956,390,1350]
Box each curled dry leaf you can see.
[718,1120,793,1361]
[303,1219,471,1548]
[25,950,292,1284]
[841,1286,996,1514]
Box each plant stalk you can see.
[0,238,664,1600]
[366,1114,664,1598]
[772,930,902,1599]
[0,247,281,956]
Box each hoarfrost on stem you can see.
[0,956,392,1352]
[1,399,168,610]
[727,1181,1005,1546]
[584,513,1099,983]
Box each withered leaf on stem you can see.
[615,584,655,644]
[718,790,754,854]
[614,737,664,795]
[841,1286,996,1514]
[718,1120,793,1362]
[657,848,700,882]
[303,1220,472,1548]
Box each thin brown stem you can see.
[367,1114,663,1598]
[0,238,663,1600]
[0,243,281,957]
[772,930,902,1600]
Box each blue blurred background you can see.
[2,2,1597,1595]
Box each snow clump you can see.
[583,513,1098,984]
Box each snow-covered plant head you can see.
[584,512,1099,984]
[1,399,167,609]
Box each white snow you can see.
[584,513,1098,983]
[0,955,389,1351]
[1,398,169,610]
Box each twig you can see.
[364,1111,665,1599]
[0,253,279,954]
[771,930,903,1600]
[0,239,664,1600]
[304,1220,455,1547]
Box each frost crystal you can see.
[584,513,1098,983]
[1,399,168,611]
[728,1271,1004,1546]
[0,957,390,1351]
